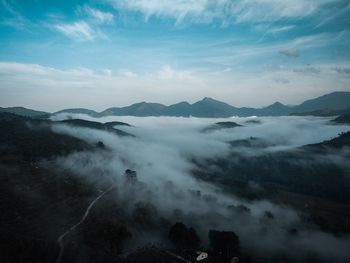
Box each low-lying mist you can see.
[49,114,350,262]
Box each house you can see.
[124,169,137,183]
[181,250,210,263]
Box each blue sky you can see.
[0,0,350,111]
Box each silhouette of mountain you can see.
[163,101,192,117]
[9,91,350,118]
[101,102,166,116]
[191,97,237,117]
[259,102,292,116]
[292,91,350,113]
[0,106,49,118]
[291,107,350,117]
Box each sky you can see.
[0,0,350,111]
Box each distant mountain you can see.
[163,101,192,117]
[0,106,49,118]
[98,92,350,117]
[54,108,100,117]
[101,102,166,116]
[5,91,350,118]
[233,107,258,117]
[259,102,292,116]
[292,92,350,113]
[191,97,237,117]
[291,107,350,117]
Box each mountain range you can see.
[1,91,350,118]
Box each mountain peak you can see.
[172,101,190,106]
[271,101,284,107]
[201,97,216,102]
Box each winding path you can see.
[55,184,115,263]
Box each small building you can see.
[124,169,137,183]
[196,252,208,261]
[181,250,210,263]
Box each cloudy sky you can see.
[0,0,350,111]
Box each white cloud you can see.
[254,24,295,34]
[102,68,113,76]
[1,0,31,29]
[108,0,337,23]
[53,21,96,42]
[111,0,208,23]
[0,61,350,111]
[79,6,114,24]
[47,114,350,261]
[119,69,138,77]
[155,65,195,80]
[278,48,299,58]
[0,62,54,75]
[227,0,331,22]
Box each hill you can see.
[0,106,50,118]
[54,108,100,117]
[331,114,350,125]
[59,119,133,137]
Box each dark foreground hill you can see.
[0,113,91,161]
[0,106,50,118]
[1,112,350,263]
[0,113,246,263]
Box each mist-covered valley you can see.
[1,111,350,263]
[2,0,350,262]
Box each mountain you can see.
[304,131,350,150]
[292,91,350,113]
[54,108,100,117]
[291,107,350,117]
[101,102,166,116]
[259,102,293,116]
[191,97,236,117]
[7,91,350,118]
[0,106,49,118]
[98,92,350,117]
[163,101,192,117]
[0,113,91,160]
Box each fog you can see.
[49,114,350,262]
